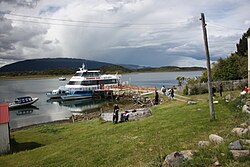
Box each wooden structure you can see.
[0,103,10,154]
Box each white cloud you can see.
[0,0,249,67]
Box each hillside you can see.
[0,58,113,72]
[136,66,205,72]
[0,58,205,77]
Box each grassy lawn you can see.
[0,91,249,166]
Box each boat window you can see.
[74,72,82,76]
[99,79,117,85]
[68,81,82,85]
[82,72,100,77]
[81,80,98,86]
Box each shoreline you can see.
[0,70,203,80]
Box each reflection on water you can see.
[9,104,72,130]
[47,98,102,113]
[10,105,39,116]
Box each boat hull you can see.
[61,94,92,101]
[46,92,67,99]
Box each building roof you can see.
[0,103,9,124]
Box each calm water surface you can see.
[0,71,201,129]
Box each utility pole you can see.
[200,13,215,121]
[248,36,250,88]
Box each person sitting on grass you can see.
[120,111,129,122]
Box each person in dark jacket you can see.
[219,83,223,97]
[154,90,159,105]
[113,104,119,124]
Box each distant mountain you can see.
[0,58,205,74]
[0,58,114,72]
[136,66,205,72]
[118,64,145,70]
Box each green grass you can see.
[0,91,249,166]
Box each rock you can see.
[209,134,224,144]
[100,108,152,122]
[246,100,250,106]
[240,123,248,128]
[231,128,245,137]
[187,101,197,105]
[230,150,250,159]
[246,118,250,126]
[214,160,220,166]
[163,150,194,167]
[241,139,250,145]
[242,105,250,114]
[228,140,243,150]
[198,141,210,147]
[243,128,249,135]
[225,94,231,100]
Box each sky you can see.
[0,0,249,68]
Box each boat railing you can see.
[104,85,155,92]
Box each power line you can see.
[7,18,177,30]
[6,12,187,26]
[208,22,246,31]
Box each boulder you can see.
[231,128,245,137]
[241,139,250,145]
[240,123,248,128]
[230,150,250,159]
[228,140,243,150]
[163,150,194,167]
[209,134,224,144]
[187,101,197,105]
[243,128,249,135]
[246,118,250,126]
[198,141,210,147]
[100,108,151,122]
[242,105,250,114]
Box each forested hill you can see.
[136,66,205,72]
[0,58,113,72]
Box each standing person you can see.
[212,86,216,96]
[219,83,223,97]
[170,87,174,100]
[113,104,119,124]
[161,85,166,96]
[154,90,159,105]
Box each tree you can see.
[236,28,250,57]
[176,76,186,86]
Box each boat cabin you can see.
[15,96,33,104]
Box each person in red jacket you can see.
[244,86,249,93]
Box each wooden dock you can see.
[93,85,156,99]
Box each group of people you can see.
[160,86,174,98]
[153,85,174,105]
[112,104,129,124]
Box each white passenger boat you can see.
[9,96,39,109]
[48,64,122,100]
[46,86,68,99]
